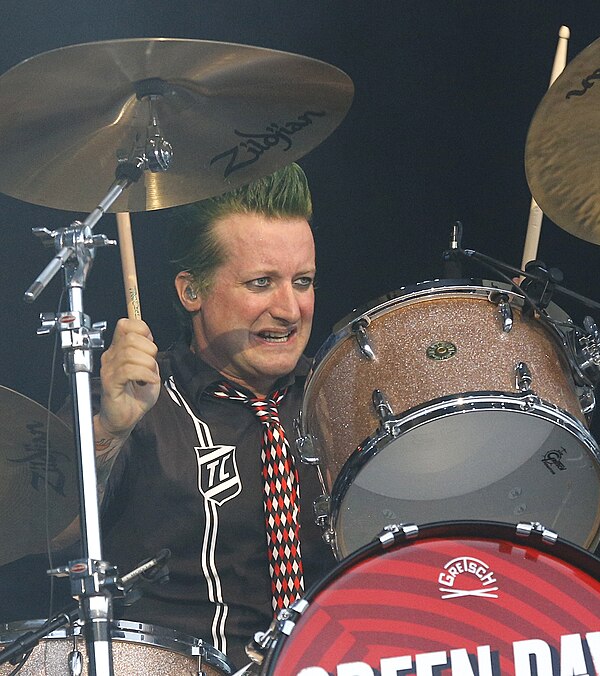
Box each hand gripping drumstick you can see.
[116,212,142,320]
[520,25,570,271]
[116,212,152,388]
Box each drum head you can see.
[332,397,600,557]
[264,521,600,675]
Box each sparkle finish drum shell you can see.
[0,619,234,675]
[298,282,600,557]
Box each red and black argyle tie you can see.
[210,381,305,613]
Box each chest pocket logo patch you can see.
[195,445,242,505]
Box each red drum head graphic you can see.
[262,521,600,675]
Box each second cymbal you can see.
[525,35,600,245]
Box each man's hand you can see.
[97,318,160,441]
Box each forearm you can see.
[93,412,132,491]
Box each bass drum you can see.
[0,619,234,675]
[297,281,600,558]
[261,520,600,675]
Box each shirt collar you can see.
[166,339,311,405]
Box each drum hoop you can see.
[264,519,600,673]
[0,619,231,667]
[328,278,573,334]
[327,391,600,552]
[318,519,600,600]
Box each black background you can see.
[3,0,600,418]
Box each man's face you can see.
[189,212,316,397]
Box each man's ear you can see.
[175,272,202,311]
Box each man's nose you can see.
[270,283,301,322]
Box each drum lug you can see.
[489,291,513,332]
[372,389,396,428]
[313,494,334,543]
[322,529,335,548]
[191,644,207,675]
[313,494,335,547]
[294,416,320,465]
[295,434,318,464]
[516,521,558,544]
[579,384,596,418]
[243,628,273,668]
[352,317,376,360]
[519,394,539,411]
[373,389,402,437]
[313,493,330,521]
[245,603,306,670]
[515,361,533,392]
[68,649,84,676]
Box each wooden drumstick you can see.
[520,25,570,272]
[116,212,142,320]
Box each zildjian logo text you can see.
[209,110,327,178]
[565,67,600,98]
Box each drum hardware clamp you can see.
[246,599,310,667]
[378,523,420,548]
[568,315,600,416]
[516,521,558,544]
[577,316,600,372]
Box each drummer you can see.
[93,162,334,668]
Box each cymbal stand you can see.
[459,247,600,312]
[19,90,173,676]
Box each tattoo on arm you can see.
[96,437,116,453]
[95,437,124,489]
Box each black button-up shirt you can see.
[101,341,335,668]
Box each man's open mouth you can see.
[257,329,295,343]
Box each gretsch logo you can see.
[438,555,499,599]
[542,447,567,474]
[209,110,327,177]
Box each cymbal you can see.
[525,35,600,245]
[0,386,78,566]
[0,38,353,213]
